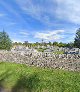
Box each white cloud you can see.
[56,0,80,24]
[0,13,6,17]
[12,39,23,42]
[0,0,29,25]
[6,22,16,27]
[16,0,80,25]
[19,31,29,35]
[16,0,56,26]
[9,22,16,25]
[10,30,29,39]
[34,30,65,41]
[19,30,29,37]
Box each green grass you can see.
[37,48,46,52]
[53,51,64,54]
[0,62,80,92]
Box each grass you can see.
[37,48,46,52]
[0,62,80,92]
[53,51,64,54]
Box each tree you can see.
[53,42,58,46]
[23,41,28,46]
[48,41,52,46]
[13,42,18,46]
[0,31,12,50]
[74,28,80,48]
[58,42,65,47]
[66,42,74,48]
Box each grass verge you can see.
[0,62,80,92]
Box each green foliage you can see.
[66,42,74,48]
[53,42,68,47]
[74,28,80,48]
[37,48,46,52]
[0,62,80,92]
[0,31,12,50]
[53,41,58,46]
[13,41,75,48]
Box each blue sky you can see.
[0,0,80,43]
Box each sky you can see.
[0,0,80,43]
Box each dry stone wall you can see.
[0,50,80,71]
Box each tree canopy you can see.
[74,28,80,48]
[0,31,12,50]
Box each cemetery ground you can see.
[0,62,80,92]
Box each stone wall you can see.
[0,50,80,71]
